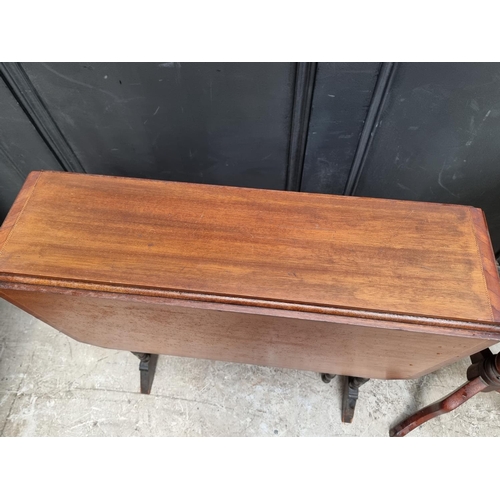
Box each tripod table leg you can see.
[389,377,488,437]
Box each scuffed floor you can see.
[0,299,499,437]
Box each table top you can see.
[0,171,499,331]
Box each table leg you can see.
[342,376,369,423]
[131,352,159,395]
[390,348,500,436]
[389,377,488,437]
[321,373,336,383]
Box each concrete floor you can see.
[0,299,499,437]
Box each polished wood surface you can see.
[0,288,494,380]
[0,171,499,328]
[389,377,488,436]
[0,171,499,381]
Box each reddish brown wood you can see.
[0,288,494,380]
[389,377,488,437]
[1,278,500,340]
[470,207,500,321]
[0,171,498,326]
[0,171,499,382]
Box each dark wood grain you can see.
[0,171,498,326]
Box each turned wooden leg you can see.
[131,352,159,394]
[390,349,500,437]
[342,376,369,423]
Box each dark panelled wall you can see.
[0,75,62,215]
[354,63,500,252]
[20,62,296,188]
[301,62,381,194]
[1,62,500,254]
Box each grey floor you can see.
[0,299,499,437]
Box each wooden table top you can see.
[0,171,499,331]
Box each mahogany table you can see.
[0,171,499,434]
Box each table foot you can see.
[321,373,336,383]
[389,377,487,437]
[342,376,369,423]
[131,352,159,395]
[390,348,500,437]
